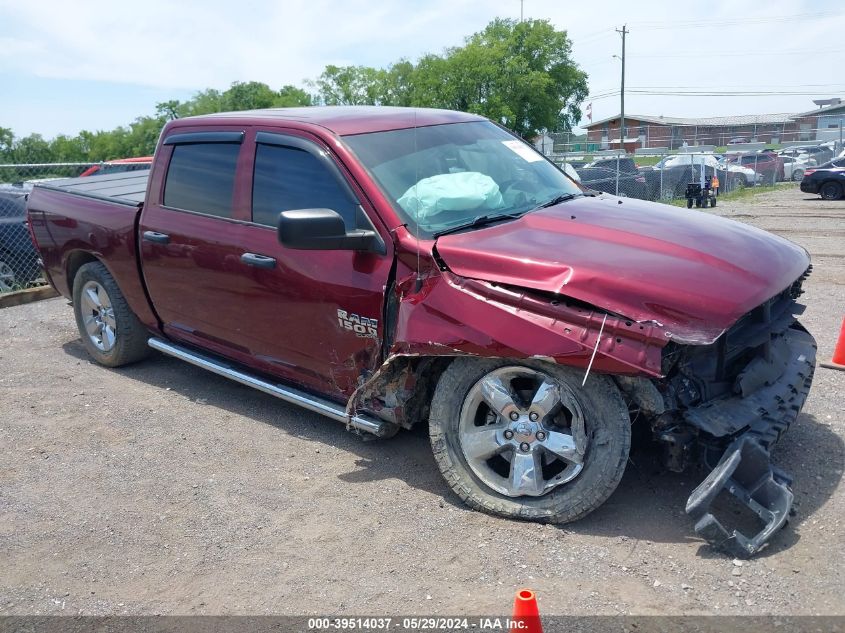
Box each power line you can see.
[586,90,845,101]
[630,11,844,30]
[627,48,845,59]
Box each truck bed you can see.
[35,170,150,206]
[27,171,158,329]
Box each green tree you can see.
[183,88,225,116]
[309,19,586,137]
[0,126,13,158]
[312,65,391,105]
[11,134,52,163]
[222,81,279,110]
[425,19,587,137]
[49,135,87,162]
[275,84,312,107]
[156,100,182,121]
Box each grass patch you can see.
[667,182,794,207]
[633,156,662,167]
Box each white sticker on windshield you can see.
[501,140,543,163]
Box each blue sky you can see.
[2,0,844,139]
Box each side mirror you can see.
[277,208,385,254]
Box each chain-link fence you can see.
[0,161,152,294]
[536,121,844,201]
[546,146,835,202]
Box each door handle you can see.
[142,230,170,244]
[241,252,276,269]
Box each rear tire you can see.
[0,251,39,292]
[428,358,631,524]
[72,261,150,367]
[792,169,804,182]
[820,181,843,201]
[0,256,18,292]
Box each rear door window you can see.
[164,143,241,218]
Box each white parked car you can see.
[777,148,816,167]
[781,156,812,182]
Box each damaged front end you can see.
[625,270,816,557]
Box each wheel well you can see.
[355,355,455,429]
[65,251,99,296]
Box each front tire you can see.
[72,261,150,367]
[792,169,804,182]
[429,358,631,523]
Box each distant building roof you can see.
[796,101,845,117]
[584,112,796,129]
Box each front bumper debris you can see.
[682,328,816,557]
[686,436,794,558]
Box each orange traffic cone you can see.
[511,589,543,633]
[821,317,845,371]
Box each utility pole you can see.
[616,25,628,154]
[520,0,524,22]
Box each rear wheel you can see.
[820,181,843,201]
[72,262,150,367]
[0,257,16,292]
[0,251,38,292]
[792,169,804,182]
[429,359,631,523]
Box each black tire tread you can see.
[429,358,631,524]
[820,181,843,201]
[72,261,150,367]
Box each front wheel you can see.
[72,261,150,367]
[429,359,631,523]
[792,169,804,182]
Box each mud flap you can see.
[685,436,793,558]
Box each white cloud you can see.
[0,0,494,90]
[1,0,844,136]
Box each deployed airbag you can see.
[397,172,503,219]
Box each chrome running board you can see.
[148,337,391,437]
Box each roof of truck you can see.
[181,106,484,136]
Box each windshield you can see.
[342,120,582,238]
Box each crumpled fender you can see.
[387,262,666,377]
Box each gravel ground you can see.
[1,186,843,617]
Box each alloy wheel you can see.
[458,366,587,497]
[79,280,117,352]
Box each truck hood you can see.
[434,195,810,343]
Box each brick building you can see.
[583,100,845,150]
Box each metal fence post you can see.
[659,150,664,200]
[615,153,620,196]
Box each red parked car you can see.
[725,152,784,184]
[26,107,816,557]
[78,156,153,178]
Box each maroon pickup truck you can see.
[27,106,816,557]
